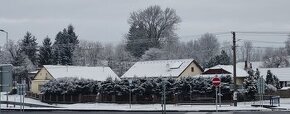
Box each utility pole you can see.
[232,31,237,106]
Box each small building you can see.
[0,64,13,92]
[30,65,119,94]
[121,59,204,79]
[237,61,290,89]
[201,65,248,88]
[259,68,290,88]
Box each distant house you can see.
[30,65,119,94]
[258,68,290,88]
[201,65,248,88]
[121,59,204,79]
[0,64,13,92]
[237,61,290,88]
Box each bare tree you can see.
[73,40,105,66]
[110,43,135,76]
[285,37,290,55]
[0,46,11,64]
[193,33,220,67]
[262,47,289,68]
[251,48,263,61]
[243,41,253,62]
[126,5,181,58]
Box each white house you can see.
[121,59,204,79]
[237,61,290,88]
[30,65,119,94]
[259,68,290,88]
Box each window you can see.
[191,67,194,72]
[38,85,43,91]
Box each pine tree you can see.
[219,50,231,64]
[243,69,258,100]
[273,75,281,89]
[39,37,53,65]
[266,70,274,85]
[205,50,230,68]
[126,22,149,58]
[20,32,38,65]
[53,25,79,65]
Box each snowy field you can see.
[0,93,289,111]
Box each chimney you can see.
[244,60,248,70]
[166,63,170,72]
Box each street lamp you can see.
[128,79,132,109]
[0,29,8,48]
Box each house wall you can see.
[237,77,245,86]
[179,62,203,78]
[30,68,54,94]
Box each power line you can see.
[180,32,231,39]
[240,39,285,44]
[236,31,290,35]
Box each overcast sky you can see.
[1,0,290,47]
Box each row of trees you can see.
[41,76,232,98]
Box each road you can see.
[1,111,186,114]
[1,111,290,114]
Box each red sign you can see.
[212,76,221,87]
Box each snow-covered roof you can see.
[121,59,201,78]
[0,64,13,67]
[43,65,119,81]
[29,71,38,74]
[259,67,290,81]
[203,65,248,77]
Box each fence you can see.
[26,89,290,104]
[277,89,290,98]
[26,93,229,104]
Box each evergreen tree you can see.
[243,69,258,100]
[265,70,281,89]
[53,25,79,65]
[39,37,53,65]
[205,50,230,68]
[266,70,274,85]
[126,22,149,58]
[273,75,281,89]
[19,32,38,65]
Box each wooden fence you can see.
[26,92,236,104]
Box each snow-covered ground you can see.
[0,93,288,111]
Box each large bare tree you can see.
[240,41,253,62]
[126,5,181,58]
